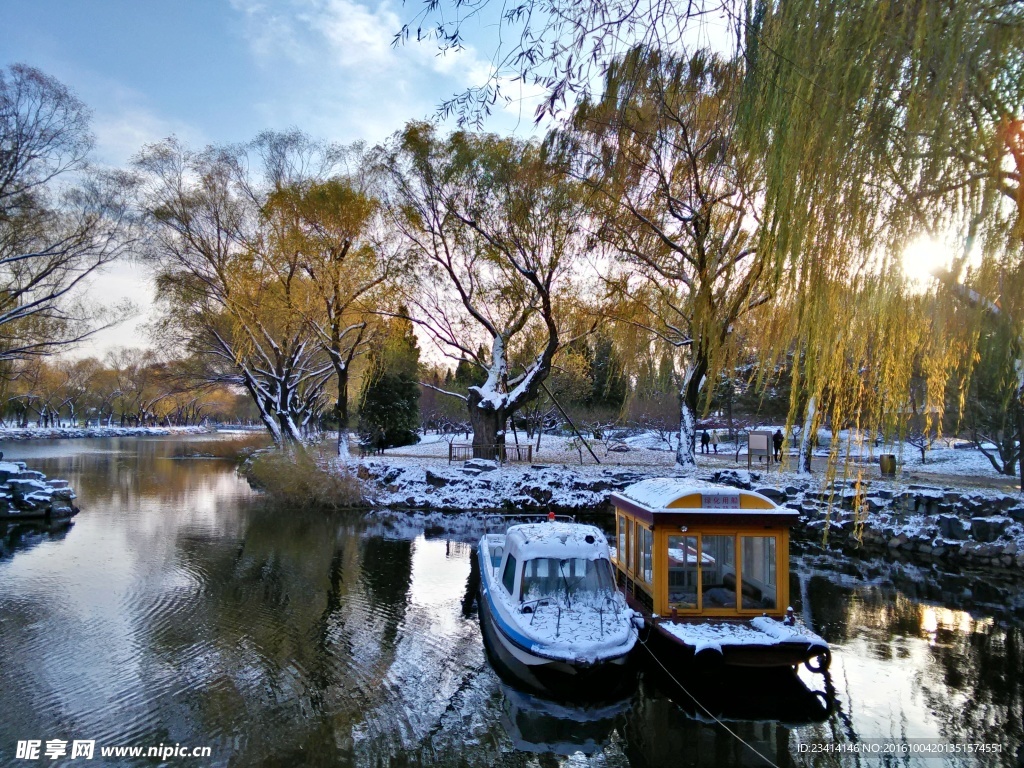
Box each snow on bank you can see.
[357,458,671,511]
[0,425,212,441]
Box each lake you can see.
[0,435,1020,767]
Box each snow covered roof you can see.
[611,478,783,513]
[505,522,610,560]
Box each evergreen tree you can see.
[358,315,421,450]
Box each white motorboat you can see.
[477,519,638,695]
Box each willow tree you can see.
[739,0,1024,477]
[379,123,591,459]
[136,138,334,444]
[403,0,1024,481]
[570,48,772,470]
[262,170,394,458]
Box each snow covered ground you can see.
[351,429,1024,574]
[377,429,1019,490]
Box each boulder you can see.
[754,487,786,503]
[607,442,630,453]
[969,516,1011,543]
[425,470,451,488]
[937,514,969,540]
[464,459,498,472]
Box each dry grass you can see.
[246,446,364,510]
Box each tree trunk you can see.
[676,397,698,472]
[675,357,707,472]
[335,367,350,461]
[798,394,817,474]
[468,389,504,460]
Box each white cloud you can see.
[230,0,502,143]
[92,103,206,167]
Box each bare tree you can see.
[0,64,135,360]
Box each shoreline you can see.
[0,425,213,441]
[354,458,1024,577]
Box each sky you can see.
[2,0,546,358]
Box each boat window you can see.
[740,536,777,609]
[520,557,616,602]
[637,525,653,584]
[701,535,737,608]
[502,555,518,597]
[667,535,699,609]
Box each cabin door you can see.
[666,534,738,613]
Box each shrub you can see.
[245,446,364,510]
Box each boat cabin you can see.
[483,522,617,605]
[608,479,797,619]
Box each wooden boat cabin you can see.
[609,478,830,671]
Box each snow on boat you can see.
[609,479,831,672]
[477,519,638,696]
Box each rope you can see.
[633,626,783,768]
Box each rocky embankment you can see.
[357,460,1024,573]
[0,461,78,520]
[711,469,1024,572]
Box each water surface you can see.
[0,436,1020,766]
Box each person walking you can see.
[700,430,710,454]
[773,429,784,462]
[710,429,719,454]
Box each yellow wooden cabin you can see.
[609,479,796,620]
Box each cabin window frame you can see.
[657,529,784,617]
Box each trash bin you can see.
[879,454,897,476]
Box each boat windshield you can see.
[520,557,616,603]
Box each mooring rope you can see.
[633,626,782,768]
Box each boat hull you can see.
[477,563,635,698]
[635,616,831,673]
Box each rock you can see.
[607,442,630,453]
[865,497,888,512]
[969,516,1011,543]
[462,468,482,477]
[754,487,787,503]
[425,470,450,488]
[464,459,498,472]
[937,514,969,540]
[784,485,803,496]
[888,534,908,549]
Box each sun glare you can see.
[901,237,950,291]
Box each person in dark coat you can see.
[700,430,710,454]
[772,429,784,462]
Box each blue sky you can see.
[4,0,546,355]
[2,0,540,165]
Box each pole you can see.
[540,381,601,464]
